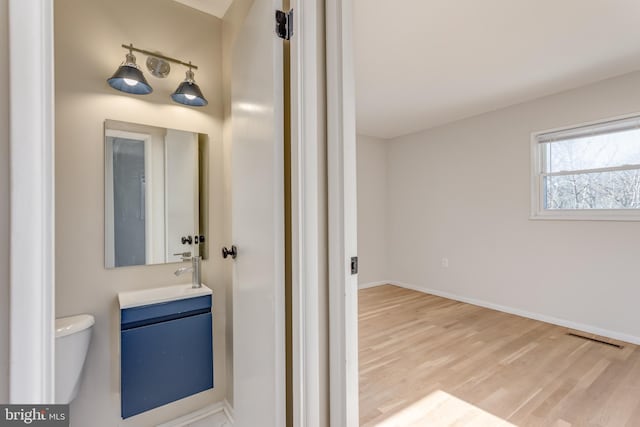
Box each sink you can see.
[118,283,212,309]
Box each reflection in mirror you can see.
[104,119,208,268]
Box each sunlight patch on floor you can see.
[373,390,517,427]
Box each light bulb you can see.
[185,94,196,100]
[123,78,138,86]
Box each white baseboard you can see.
[223,399,234,424]
[376,281,640,346]
[158,400,234,427]
[358,281,392,289]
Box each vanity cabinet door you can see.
[121,312,213,418]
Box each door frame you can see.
[8,0,358,422]
[290,0,359,424]
[289,0,322,425]
[7,0,56,403]
[325,0,360,426]
[104,129,153,268]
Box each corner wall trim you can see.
[157,400,235,427]
[379,281,640,346]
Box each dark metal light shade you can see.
[171,69,208,107]
[107,65,153,94]
[107,52,153,95]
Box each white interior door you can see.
[231,1,285,426]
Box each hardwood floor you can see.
[359,285,640,427]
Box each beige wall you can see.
[356,135,389,285]
[387,71,640,340]
[54,0,226,425]
[0,0,9,404]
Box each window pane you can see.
[544,168,640,209]
[543,128,640,173]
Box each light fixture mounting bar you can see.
[121,43,198,70]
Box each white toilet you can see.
[55,314,95,404]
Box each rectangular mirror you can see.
[104,119,208,268]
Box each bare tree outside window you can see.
[541,128,640,210]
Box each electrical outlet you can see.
[441,257,449,268]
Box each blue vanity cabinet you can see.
[120,295,213,419]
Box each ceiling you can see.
[173,0,232,18]
[354,0,640,139]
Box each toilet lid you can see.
[55,314,95,338]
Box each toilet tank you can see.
[55,314,95,404]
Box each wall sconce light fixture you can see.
[107,43,208,107]
[171,64,208,107]
[107,47,153,95]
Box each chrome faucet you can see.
[173,252,202,288]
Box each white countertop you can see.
[118,283,213,309]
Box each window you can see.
[531,115,640,220]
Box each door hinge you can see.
[275,9,293,40]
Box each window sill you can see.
[529,210,640,222]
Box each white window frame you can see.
[530,112,640,221]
